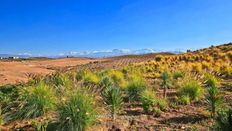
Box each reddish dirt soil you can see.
[0,58,97,85]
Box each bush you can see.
[83,72,100,86]
[101,86,123,120]
[127,78,146,102]
[215,108,232,130]
[157,99,168,111]
[178,95,191,105]
[206,86,223,118]
[49,72,72,87]
[4,82,56,121]
[57,91,98,131]
[178,80,204,101]
[110,71,127,89]
[140,90,156,113]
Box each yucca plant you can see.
[206,86,223,118]
[161,71,171,99]
[101,86,123,121]
[4,82,56,121]
[215,108,232,131]
[57,91,98,131]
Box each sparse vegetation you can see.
[0,43,232,130]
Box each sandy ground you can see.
[0,58,97,85]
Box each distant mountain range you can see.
[0,49,184,58]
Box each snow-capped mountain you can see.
[60,49,157,58]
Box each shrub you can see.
[101,86,123,120]
[83,72,100,86]
[57,91,98,131]
[206,86,223,118]
[215,108,232,130]
[4,82,56,121]
[154,107,161,117]
[173,71,185,80]
[53,73,72,87]
[178,95,191,105]
[127,78,146,102]
[178,80,204,101]
[157,99,168,111]
[140,90,156,113]
[110,71,127,89]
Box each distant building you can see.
[8,56,19,59]
[0,57,3,59]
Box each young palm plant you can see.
[57,91,98,131]
[206,86,223,118]
[101,86,123,121]
[161,71,171,99]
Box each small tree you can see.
[161,71,170,99]
[206,86,223,118]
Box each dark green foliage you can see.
[215,108,232,131]
[101,86,123,120]
[57,91,98,131]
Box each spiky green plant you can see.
[206,86,223,118]
[140,90,156,113]
[57,91,98,131]
[215,108,232,131]
[4,82,56,121]
[161,71,171,99]
[101,86,123,120]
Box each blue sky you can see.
[0,0,232,55]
